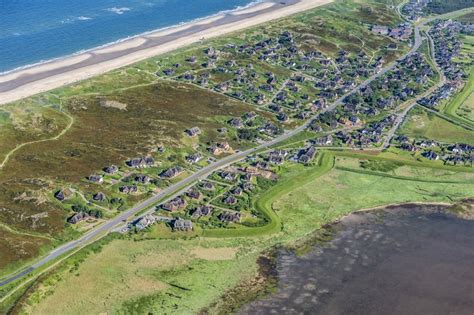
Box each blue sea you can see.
[0,0,261,73]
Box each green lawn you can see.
[400,106,474,144]
[273,157,474,238]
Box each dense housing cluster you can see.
[419,20,473,108]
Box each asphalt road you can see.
[0,19,427,288]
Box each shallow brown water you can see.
[239,204,474,315]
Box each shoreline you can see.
[0,0,332,105]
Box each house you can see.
[186,153,202,164]
[191,205,213,219]
[220,171,237,181]
[135,174,151,184]
[185,127,201,137]
[202,182,215,191]
[160,166,183,179]
[231,186,243,196]
[186,188,201,199]
[297,146,317,164]
[67,212,89,224]
[162,197,187,212]
[218,142,231,151]
[208,142,231,155]
[243,182,255,191]
[269,150,288,158]
[55,188,73,201]
[269,156,284,165]
[371,25,389,35]
[314,135,333,146]
[223,196,237,205]
[244,111,257,120]
[88,174,104,184]
[173,219,193,231]
[134,214,157,230]
[400,143,416,152]
[277,112,289,122]
[92,192,106,202]
[127,157,155,168]
[219,212,241,223]
[422,151,439,160]
[104,165,119,174]
[120,185,138,194]
[228,118,243,128]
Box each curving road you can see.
[0,16,427,288]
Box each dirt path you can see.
[0,99,74,170]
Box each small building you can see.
[120,185,138,194]
[162,197,187,212]
[231,186,243,196]
[185,127,201,137]
[67,212,89,224]
[160,166,183,179]
[223,196,237,205]
[55,188,73,201]
[186,153,202,164]
[134,214,157,230]
[173,219,193,231]
[92,192,106,202]
[103,165,119,174]
[88,174,104,184]
[127,157,154,168]
[219,212,241,223]
[135,174,151,184]
[202,182,215,191]
[191,205,213,219]
[422,150,439,160]
[186,188,201,200]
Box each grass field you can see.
[399,106,474,145]
[14,151,474,314]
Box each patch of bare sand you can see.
[100,98,128,110]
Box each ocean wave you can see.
[61,15,93,24]
[106,7,131,15]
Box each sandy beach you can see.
[0,0,331,105]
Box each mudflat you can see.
[239,204,474,315]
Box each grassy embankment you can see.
[444,66,474,125]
